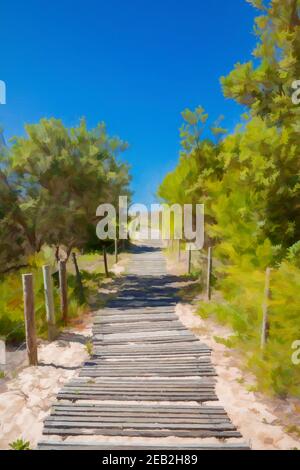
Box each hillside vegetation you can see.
[158,0,300,397]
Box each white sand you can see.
[175,302,300,450]
[0,325,90,450]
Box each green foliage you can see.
[287,241,300,268]
[85,340,94,357]
[9,438,31,450]
[158,1,300,397]
[0,118,131,271]
[0,249,90,343]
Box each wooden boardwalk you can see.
[38,243,249,450]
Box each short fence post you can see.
[206,246,212,301]
[0,339,6,368]
[58,261,68,325]
[103,247,109,278]
[114,238,118,264]
[22,273,38,365]
[42,265,56,341]
[72,253,85,304]
[261,267,271,349]
[187,244,192,274]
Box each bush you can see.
[0,249,90,343]
[199,258,300,397]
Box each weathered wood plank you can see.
[79,371,216,377]
[51,403,226,413]
[38,441,250,450]
[46,414,231,424]
[43,427,241,438]
[94,315,178,324]
[57,393,218,401]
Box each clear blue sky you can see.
[0,0,257,205]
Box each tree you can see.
[0,118,131,272]
[220,0,300,248]
[158,107,225,243]
[157,0,300,396]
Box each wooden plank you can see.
[79,372,216,377]
[93,349,211,356]
[80,365,214,370]
[79,367,215,373]
[94,315,178,324]
[108,299,177,305]
[37,441,250,450]
[51,408,229,416]
[59,382,217,389]
[96,306,176,314]
[79,368,216,376]
[46,415,231,425]
[51,408,228,418]
[52,403,226,412]
[65,378,215,385]
[95,321,185,331]
[86,358,211,364]
[57,393,218,401]
[93,351,211,358]
[44,417,236,430]
[96,330,194,340]
[94,342,210,351]
[67,378,215,384]
[87,363,212,368]
[64,381,216,387]
[43,427,241,439]
[94,336,198,345]
[61,385,216,392]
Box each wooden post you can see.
[206,246,212,301]
[261,267,271,349]
[22,274,38,365]
[187,244,192,274]
[114,238,118,264]
[103,247,109,278]
[72,253,85,304]
[58,261,68,325]
[0,339,6,366]
[42,265,56,341]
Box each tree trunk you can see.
[58,261,68,325]
[114,238,118,264]
[72,252,85,304]
[55,245,60,263]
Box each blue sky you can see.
[0,0,257,205]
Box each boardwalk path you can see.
[38,243,249,450]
